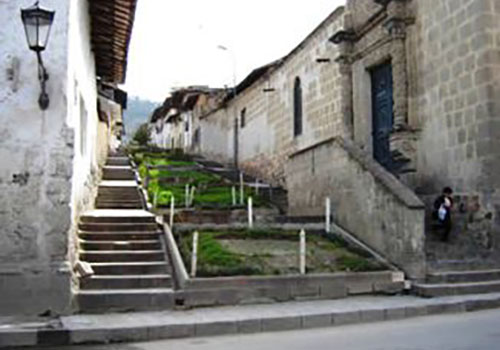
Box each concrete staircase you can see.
[414,269,500,297]
[76,154,175,313]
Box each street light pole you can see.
[217,45,237,97]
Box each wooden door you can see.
[371,63,394,170]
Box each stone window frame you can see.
[352,45,394,153]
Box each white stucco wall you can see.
[199,108,235,165]
[0,0,73,315]
[67,0,103,220]
[150,119,172,149]
[0,0,109,315]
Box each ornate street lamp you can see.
[21,1,55,110]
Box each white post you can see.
[255,179,259,195]
[231,186,236,206]
[299,229,306,275]
[248,196,253,229]
[185,184,190,208]
[169,196,175,229]
[239,172,244,205]
[191,231,199,278]
[189,186,196,206]
[153,189,158,208]
[325,197,331,233]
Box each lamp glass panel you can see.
[21,7,54,51]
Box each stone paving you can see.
[1,293,500,348]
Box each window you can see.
[293,77,303,136]
[193,128,200,145]
[240,108,246,128]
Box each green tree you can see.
[132,123,151,146]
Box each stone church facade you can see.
[184,0,500,277]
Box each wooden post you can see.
[248,196,253,229]
[325,197,331,233]
[185,184,189,208]
[191,231,199,278]
[239,172,244,205]
[299,229,306,275]
[169,196,175,229]
[232,186,236,206]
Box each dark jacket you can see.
[433,195,453,222]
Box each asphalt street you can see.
[19,308,500,350]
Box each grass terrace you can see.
[131,150,266,208]
[177,229,386,277]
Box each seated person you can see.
[433,187,453,242]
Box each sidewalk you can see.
[2,293,500,348]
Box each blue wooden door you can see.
[371,63,394,170]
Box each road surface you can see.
[27,308,500,350]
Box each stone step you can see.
[80,274,172,290]
[104,165,133,170]
[90,261,169,275]
[413,280,500,297]
[80,240,161,251]
[102,174,136,181]
[78,222,158,232]
[96,194,142,201]
[96,202,144,209]
[80,213,155,224]
[98,186,138,192]
[102,167,135,180]
[97,192,140,199]
[80,250,165,263]
[77,288,175,313]
[426,269,500,284]
[98,185,139,193]
[96,198,143,204]
[79,231,161,241]
[106,157,130,166]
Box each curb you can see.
[2,293,500,348]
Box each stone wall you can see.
[341,0,500,266]
[409,0,500,261]
[198,7,345,186]
[287,138,426,279]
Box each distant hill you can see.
[123,96,159,140]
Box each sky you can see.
[123,0,346,102]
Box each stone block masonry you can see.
[287,137,426,279]
[408,0,500,263]
[198,7,346,188]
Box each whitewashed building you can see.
[0,0,136,315]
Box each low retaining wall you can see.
[286,137,426,279]
[161,220,404,308]
[178,271,404,308]
[158,208,279,225]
